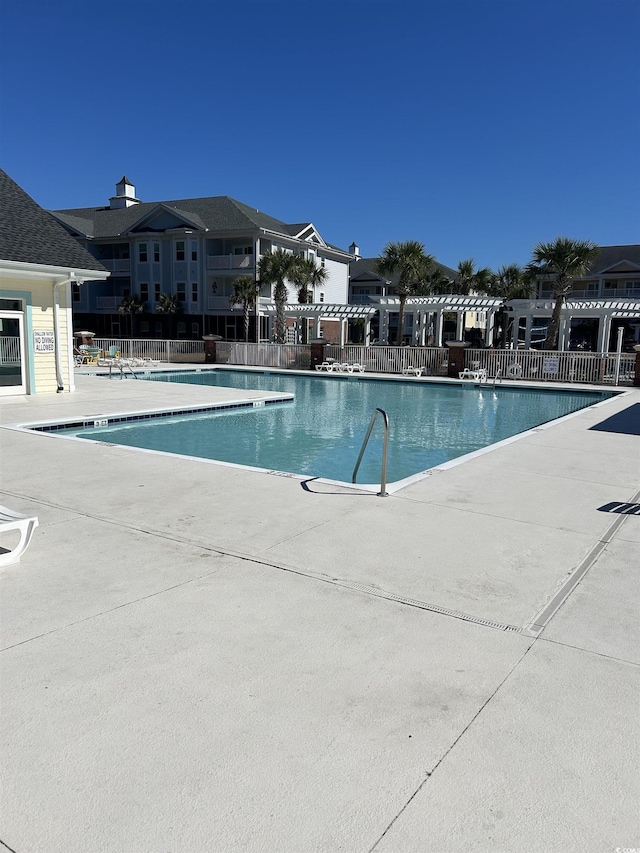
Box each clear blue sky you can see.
[1,0,638,270]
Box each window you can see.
[177,282,186,301]
[153,242,160,263]
[154,283,161,300]
[138,243,147,263]
[192,282,198,302]
[72,283,81,302]
[234,245,253,255]
[177,322,186,337]
[140,321,149,333]
[191,323,199,336]
[319,292,325,302]
[191,241,198,262]
[176,241,185,261]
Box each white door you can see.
[0,310,27,395]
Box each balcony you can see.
[96,259,131,273]
[96,297,120,310]
[539,286,640,299]
[207,254,254,271]
[207,296,235,310]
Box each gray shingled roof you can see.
[350,256,459,284]
[50,194,338,246]
[0,170,108,272]
[588,245,640,275]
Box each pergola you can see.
[376,295,504,346]
[508,298,640,351]
[261,303,378,346]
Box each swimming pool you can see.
[54,370,612,486]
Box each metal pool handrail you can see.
[352,408,390,497]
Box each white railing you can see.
[466,348,636,385]
[88,339,636,384]
[323,345,449,375]
[206,254,254,271]
[207,296,235,310]
[93,338,204,363]
[218,342,310,369]
[97,259,131,272]
[540,287,640,298]
[0,336,21,365]
[96,297,120,310]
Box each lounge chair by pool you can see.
[0,505,39,567]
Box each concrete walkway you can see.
[1,371,638,852]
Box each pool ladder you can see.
[352,408,389,497]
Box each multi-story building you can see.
[51,177,353,341]
[513,245,640,351]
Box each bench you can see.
[0,505,39,567]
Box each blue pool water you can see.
[60,370,610,484]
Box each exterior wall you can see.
[318,257,349,304]
[0,276,73,395]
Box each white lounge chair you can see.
[0,505,39,567]
[402,366,423,377]
[459,368,488,382]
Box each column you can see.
[558,316,569,351]
[596,315,611,353]
[456,311,464,340]
[414,311,422,346]
[380,308,389,344]
[511,314,522,348]
[484,311,495,347]
[524,315,532,349]
[434,311,444,347]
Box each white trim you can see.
[0,260,110,282]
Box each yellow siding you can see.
[2,276,72,394]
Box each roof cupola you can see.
[109,176,141,209]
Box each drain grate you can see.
[332,578,521,633]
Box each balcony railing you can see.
[96,259,131,272]
[539,286,640,299]
[207,254,254,271]
[207,296,234,310]
[96,297,120,310]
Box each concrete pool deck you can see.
[1,370,639,852]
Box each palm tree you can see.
[488,264,535,347]
[258,249,297,343]
[289,257,329,343]
[376,241,434,345]
[155,293,181,339]
[455,259,493,295]
[290,257,329,305]
[529,237,599,349]
[119,294,145,337]
[230,275,260,342]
